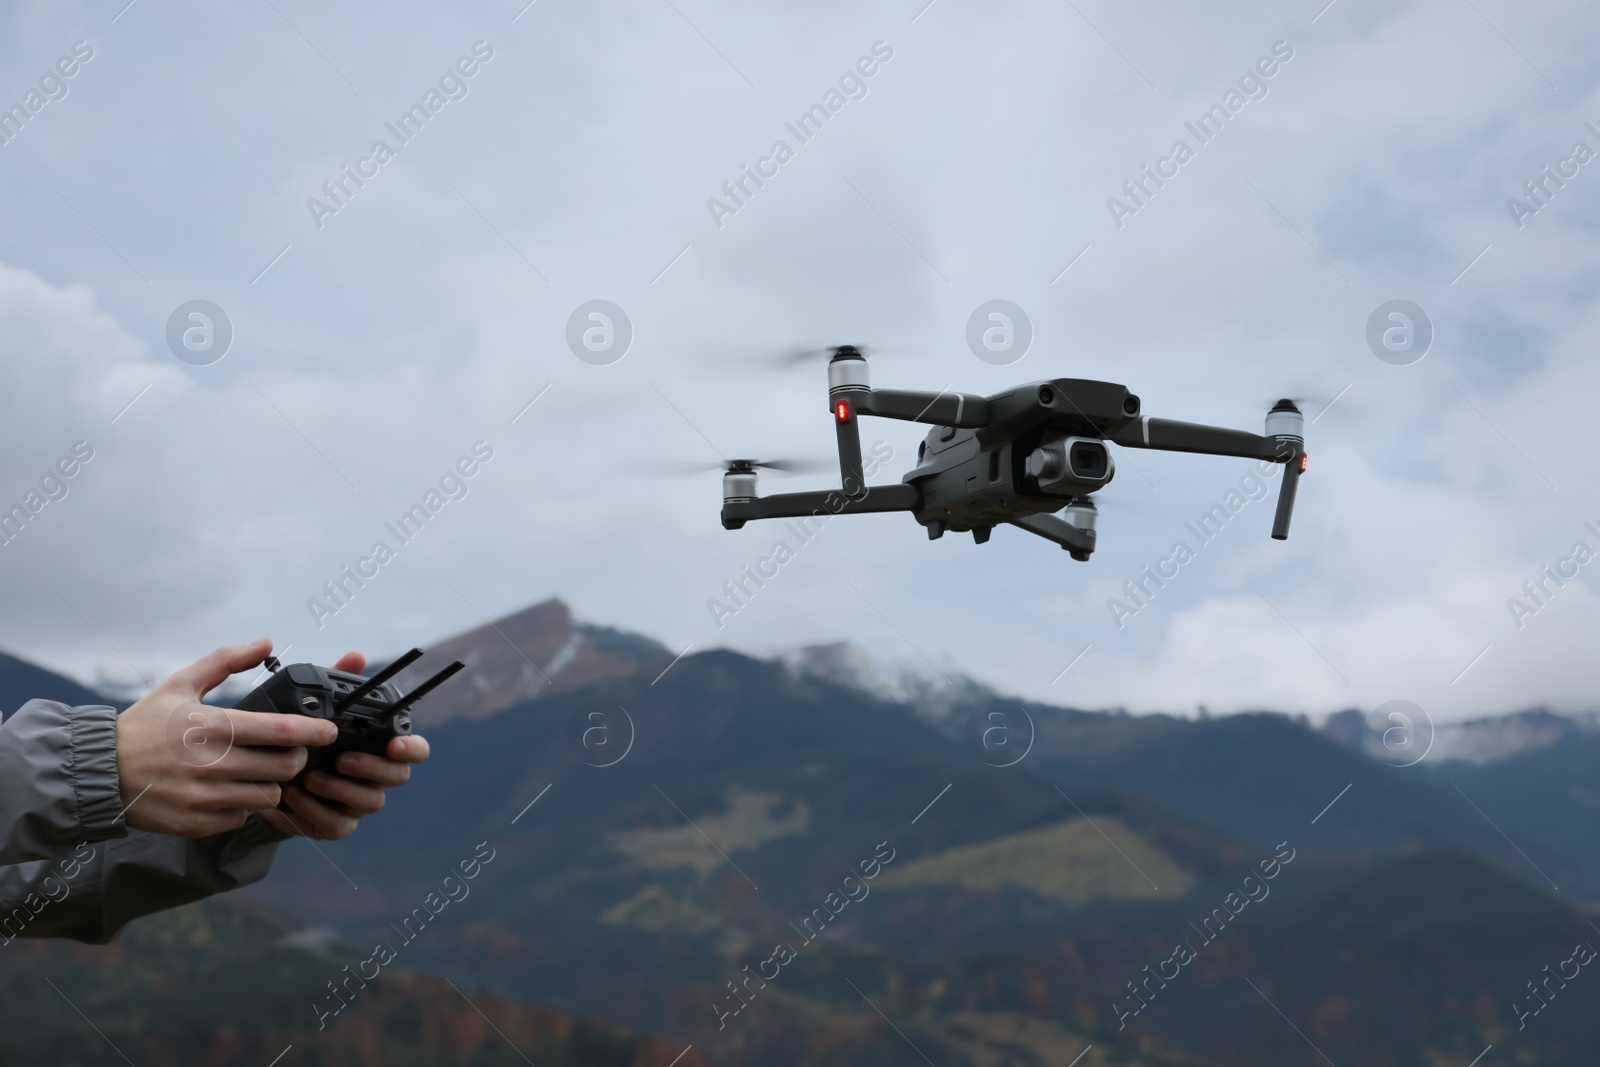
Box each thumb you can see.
[166,639,273,700]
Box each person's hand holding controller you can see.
[115,639,429,840]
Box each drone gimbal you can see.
[720,346,1305,561]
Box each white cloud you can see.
[0,0,1593,721]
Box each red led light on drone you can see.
[835,400,850,422]
[1300,454,1309,473]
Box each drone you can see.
[719,346,1306,561]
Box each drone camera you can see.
[1025,436,1115,495]
[1070,441,1108,478]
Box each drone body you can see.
[721,347,1306,561]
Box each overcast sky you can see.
[0,0,1594,723]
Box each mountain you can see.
[894,690,1600,903]
[0,894,696,1067]
[1322,705,1600,765]
[1444,730,1600,900]
[251,648,1246,1062]
[777,640,996,710]
[0,647,118,715]
[777,648,1600,900]
[247,628,1600,1066]
[8,602,1600,1064]
[384,598,674,727]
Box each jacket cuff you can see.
[230,813,290,849]
[203,814,288,890]
[70,704,128,846]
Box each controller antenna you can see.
[334,647,424,712]
[386,660,465,714]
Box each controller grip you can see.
[300,726,402,780]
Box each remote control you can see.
[233,647,463,783]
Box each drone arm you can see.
[722,484,919,528]
[1109,417,1282,461]
[1111,411,1306,540]
[1008,512,1096,560]
[830,381,987,489]
[855,389,991,429]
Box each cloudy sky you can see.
[0,0,1594,723]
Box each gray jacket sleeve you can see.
[0,698,127,864]
[0,817,286,944]
[0,699,287,943]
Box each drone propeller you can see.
[724,457,832,473]
[1258,387,1349,425]
[648,457,833,477]
[1072,492,1132,512]
[765,343,883,368]
[1259,394,1317,413]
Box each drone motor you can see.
[1064,495,1098,532]
[1265,398,1305,442]
[722,461,759,502]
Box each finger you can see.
[283,786,359,840]
[209,744,308,783]
[335,751,411,787]
[166,639,274,700]
[386,734,430,763]
[224,708,338,748]
[305,771,385,816]
[186,779,283,811]
[180,809,253,837]
[332,651,366,674]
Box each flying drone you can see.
[719,346,1307,561]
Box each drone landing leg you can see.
[836,404,864,490]
[1271,445,1303,540]
[1009,513,1096,561]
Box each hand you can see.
[116,638,337,837]
[253,651,432,841]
